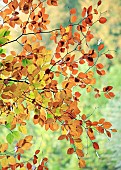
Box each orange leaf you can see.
[3,0,8,3]
[99,118,105,124]
[70,8,76,14]
[79,159,86,168]
[71,16,77,23]
[58,135,66,140]
[72,69,78,75]
[96,63,104,69]
[82,114,86,120]
[55,53,61,59]
[67,148,74,154]
[111,129,117,132]
[98,44,104,51]
[99,17,107,24]
[103,122,112,129]
[93,142,99,150]
[76,149,84,157]
[78,72,86,79]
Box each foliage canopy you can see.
[0,0,117,169]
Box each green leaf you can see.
[12,131,20,139]
[5,123,11,129]
[0,37,8,45]
[47,113,53,118]
[55,108,61,116]
[0,28,6,37]
[22,59,31,67]
[6,133,14,144]
[4,30,10,36]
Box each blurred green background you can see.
[0,0,121,169]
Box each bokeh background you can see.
[0,0,121,169]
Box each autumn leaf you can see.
[93,142,99,150]
[98,44,104,51]
[79,159,86,168]
[105,54,113,59]
[71,15,77,23]
[103,122,112,129]
[58,135,66,140]
[99,17,107,24]
[67,148,74,154]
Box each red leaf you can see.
[108,92,115,98]
[97,0,102,6]
[35,150,40,155]
[82,7,87,17]
[67,148,74,154]
[27,162,32,169]
[105,54,113,59]
[99,17,107,24]
[98,44,104,51]
[106,130,111,138]
[103,86,113,92]
[75,92,81,98]
[93,142,99,150]
[87,6,92,15]
[17,154,21,161]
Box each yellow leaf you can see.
[36,58,44,67]
[0,143,8,152]
[19,125,27,134]
[1,157,8,168]
[28,64,36,74]
[5,55,14,63]
[20,167,26,170]
[75,142,83,150]
[65,26,70,32]
[8,156,16,165]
